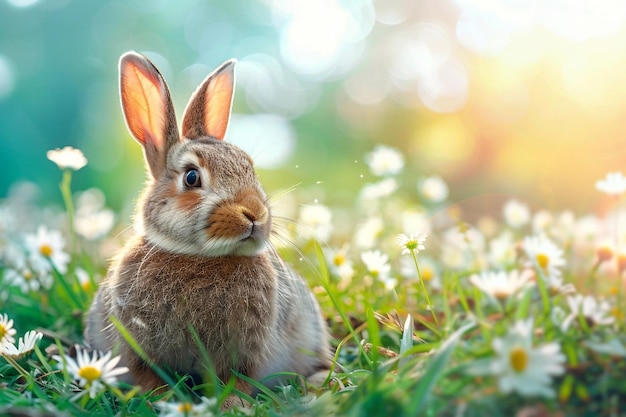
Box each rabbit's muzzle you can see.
[207,192,270,245]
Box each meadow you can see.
[1,144,625,417]
[3,1,626,416]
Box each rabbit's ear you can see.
[119,52,179,178]
[181,59,236,141]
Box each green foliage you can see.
[2,146,626,417]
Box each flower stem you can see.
[411,250,438,325]
[60,169,75,253]
[535,269,551,317]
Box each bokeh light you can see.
[1,0,626,213]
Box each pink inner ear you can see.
[202,68,235,140]
[120,61,167,150]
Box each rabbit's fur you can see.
[85,52,330,397]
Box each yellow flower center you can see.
[509,346,528,372]
[178,403,193,413]
[421,267,434,282]
[23,270,33,281]
[81,281,92,292]
[610,286,619,296]
[536,253,549,270]
[404,239,418,251]
[78,365,102,383]
[333,254,345,266]
[612,307,623,320]
[0,324,6,339]
[39,244,53,257]
[493,289,510,300]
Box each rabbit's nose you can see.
[235,192,269,224]
[241,207,257,222]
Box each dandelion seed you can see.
[53,346,129,399]
[397,233,427,255]
[0,313,17,349]
[595,172,626,195]
[470,319,565,398]
[46,146,87,171]
[364,145,404,177]
[2,330,43,359]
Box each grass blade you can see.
[408,321,475,414]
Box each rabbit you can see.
[85,51,331,403]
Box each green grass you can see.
[1,159,626,416]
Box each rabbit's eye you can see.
[183,169,201,188]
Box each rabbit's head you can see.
[119,52,270,257]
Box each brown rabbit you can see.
[85,52,331,403]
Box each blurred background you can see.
[1,0,626,215]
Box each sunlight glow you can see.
[273,0,375,79]
[6,0,40,7]
[0,55,15,100]
[227,113,295,169]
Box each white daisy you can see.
[75,267,93,293]
[440,226,487,270]
[24,225,70,274]
[3,258,52,293]
[0,313,17,349]
[531,210,554,235]
[544,274,576,296]
[353,216,383,250]
[359,178,398,201]
[419,175,449,203]
[585,339,626,357]
[2,243,52,292]
[397,233,427,255]
[158,397,217,417]
[297,204,333,242]
[46,146,87,171]
[2,330,43,359]
[564,295,615,329]
[361,250,394,289]
[487,231,517,267]
[53,346,129,399]
[595,172,626,195]
[75,210,115,241]
[364,145,404,177]
[399,256,442,290]
[522,235,565,280]
[503,199,530,229]
[469,270,532,301]
[471,319,565,398]
[74,188,115,240]
[325,246,355,283]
